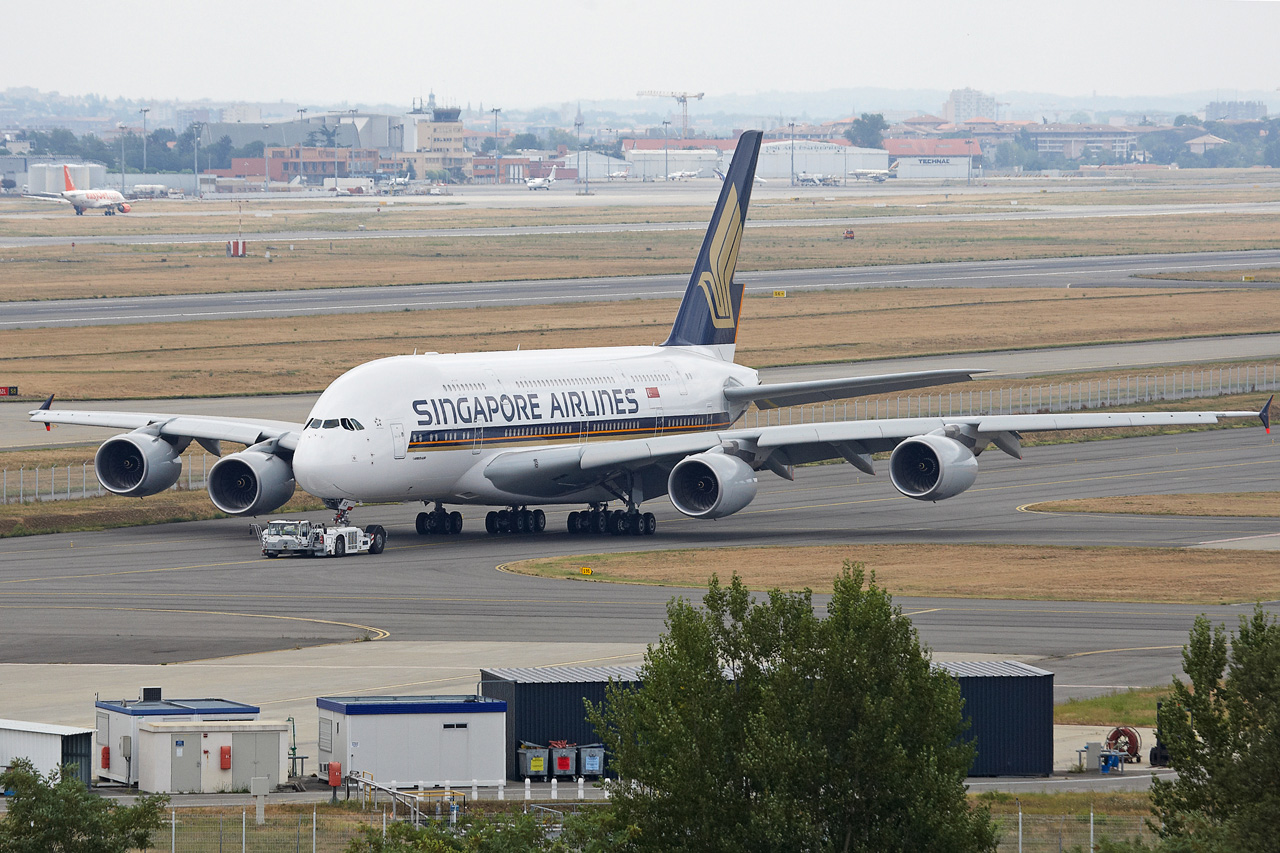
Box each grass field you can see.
[501,544,1280,604]
[3,207,1280,302]
[5,285,1280,401]
[1029,492,1280,517]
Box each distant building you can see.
[1186,134,1229,154]
[1025,124,1138,160]
[222,105,262,124]
[943,88,997,124]
[399,102,472,180]
[1204,101,1267,122]
[265,146,381,185]
[884,138,981,178]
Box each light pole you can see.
[262,124,271,192]
[191,122,203,197]
[139,107,149,173]
[662,120,670,180]
[333,116,339,192]
[490,107,501,184]
[347,108,359,184]
[575,113,583,186]
[789,121,796,187]
[118,123,126,190]
[295,108,307,185]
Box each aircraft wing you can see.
[22,194,69,203]
[723,369,986,410]
[28,404,302,453]
[483,406,1265,495]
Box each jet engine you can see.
[208,450,295,517]
[668,452,758,519]
[888,434,978,502]
[117,203,132,213]
[95,433,184,497]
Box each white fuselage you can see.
[64,188,128,209]
[292,344,757,506]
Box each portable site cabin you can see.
[134,719,288,794]
[0,719,94,786]
[94,688,260,786]
[316,695,506,787]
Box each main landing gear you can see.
[485,507,546,535]
[567,503,656,537]
[416,502,463,535]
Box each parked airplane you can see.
[526,166,556,191]
[31,131,1270,541]
[608,166,631,180]
[849,162,898,182]
[668,169,702,180]
[796,171,839,186]
[24,166,133,215]
[715,168,764,184]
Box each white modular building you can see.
[94,690,260,786]
[0,719,94,786]
[317,695,507,787]
[134,719,288,794]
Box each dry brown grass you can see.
[504,544,1280,604]
[6,286,1280,401]
[0,489,324,537]
[4,209,1280,302]
[1029,492,1280,517]
[1139,267,1280,283]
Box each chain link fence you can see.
[993,812,1156,851]
[144,806,1157,851]
[1,452,217,506]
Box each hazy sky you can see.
[8,0,1280,108]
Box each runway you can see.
[0,428,1275,701]
[5,249,1280,329]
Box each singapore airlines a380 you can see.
[31,131,1271,542]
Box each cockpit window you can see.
[305,419,319,429]
[322,419,340,429]
[350,419,365,430]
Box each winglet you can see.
[38,393,54,430]
[1262,394,1273,434]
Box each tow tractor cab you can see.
[259,518,386,558]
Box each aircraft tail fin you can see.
[661,129,762,359]
[63,165,76,192]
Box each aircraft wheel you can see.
[449,511,463,534]
[415,512,429,535]
[628,514,642,536]
[643,513,656,535]
[515,511,527,534]
[486,511,498,534]
[567,511,579,534]
[591,510,605,534]
[533,509,546,532]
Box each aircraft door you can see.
[390,423,407,459]
[653,406,664,437]
[665,360,689,395]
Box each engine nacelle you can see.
[95,433,183,497]
[889,434,978,502]
[668,452,758,519]
[117,203,132,213]
[208,450,295,516]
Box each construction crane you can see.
[637,91,705,139]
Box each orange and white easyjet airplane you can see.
[25,166,132,215]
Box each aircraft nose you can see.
[293,432,339,496]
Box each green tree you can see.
[1148,605,1280,852]
[510,132,540,150]
[0,758,168,853]
[845,113,888,149]
[588,564,996,853]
